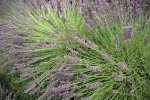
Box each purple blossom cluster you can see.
[78,73,87,79]
[86,65,102,72]
[47,58,75,98]
[117,62,127,70]
[112,72,124,82]
[13,63,32,79]
[72,34,98,50]
[123,25,132,41]
[100,51,109,62]
[37,40,57,48]
[50,84,70,95]
[64,55,79,64]
[58,65,73,76]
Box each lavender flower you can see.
[8,47,20,55]
[100,51,109,62]
[72,34,84,43]
[92,10,97,16]
[62,91,82,100]
[112,72,123,82]
[59,81,69,85]
[62,92,72,100]
[117,62,127,70]
[86,65,102,72]
[14,34,27,45]
[132,0,142,18]
[19,67,32,77]
[60,14,66,22]
[123,25,132,40]
[59,64,72,71]
[50,84,70,95]
[19,67,32,72]
[13,63,27,69]
[97,0,110,10]
[45,31,57,37]
[72,34,88,47]
[65,55,78,64]
[37,40,57,48]
[78,0,83,8]
[59,66,73,76]
[72,34,98,49]
[56,0,61,13]
[50,73,61,82]
[86,82,103,90]
[78,73,87,79]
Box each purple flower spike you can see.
[55,0,61,12]
[37,40,57,48]
[97,0,110,10]
[100,51,109,62]
[112,72,123,82]
[60,15,66,22]
[65,56,78,64]
[72,34,98,49]
[78,0,83,8]
[123,25,132,40]
[50,84,70,95]
[86,66,102,72]
[58,65,73,76]
[78,73,87,79]
[117,62,126,70]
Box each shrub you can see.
[1,0,150,100]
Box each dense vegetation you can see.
[0,0,150,100]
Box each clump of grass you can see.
[1,0,150,100]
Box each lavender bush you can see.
[0,0,150,100]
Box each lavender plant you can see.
[1,0,150,100]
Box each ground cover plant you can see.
[0,0,150,100]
